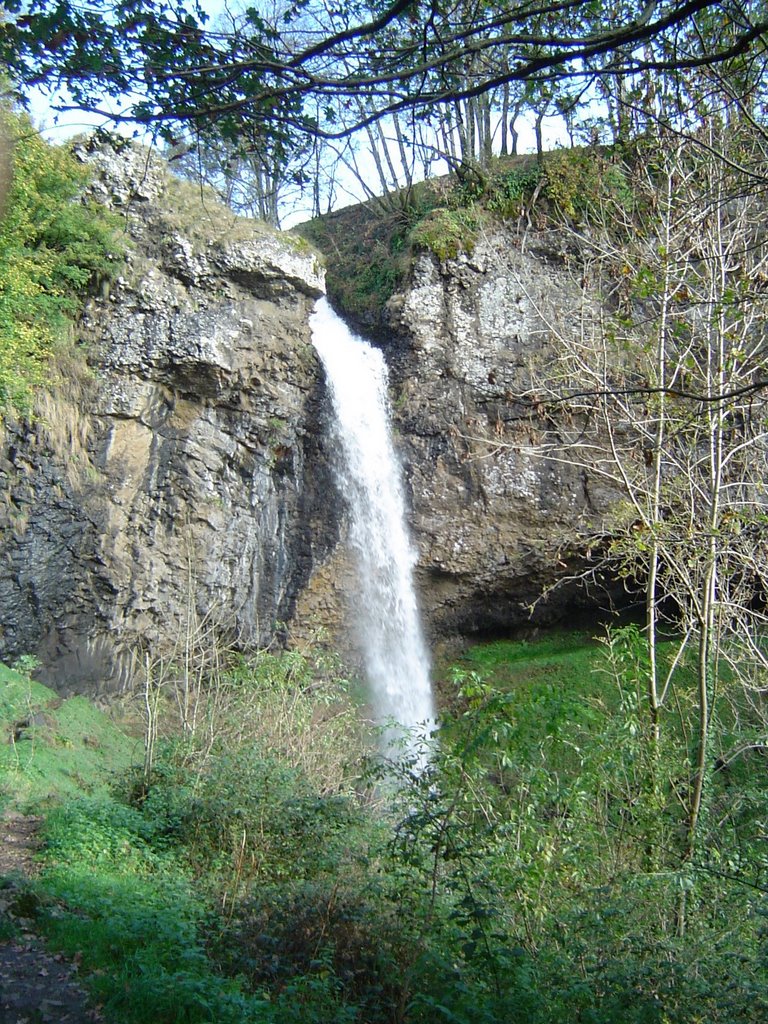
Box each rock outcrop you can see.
[384,232,623,639]
[0,143,336,690]
[0,146,625,693]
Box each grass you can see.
[457,630,601,678]
[1,630,765,1024]
[295,198,416,325]
[0,663,138,809]
[39,851,250,1024]
[159,164,285,249]
[0,652,379,1024]
[0,660,264,1023]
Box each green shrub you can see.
[43,797,160,868]
[409,207,479,261]
[135,646,367,799]
[543,148,634,224]
[0,110,123,412]
[218,877,402,1019]
[486,164,542,219]
[39,793,270,1024]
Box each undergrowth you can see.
[1,632,766,1023]
[0,109,123,414]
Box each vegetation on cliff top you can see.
[295,145,635,324]
[0,110,123,414]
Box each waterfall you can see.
[310,297,435,752]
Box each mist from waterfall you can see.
[310,297,435,752]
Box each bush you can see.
[486,164,541,219]
[135,645,367,799]
[409,207,479,261]
[137,746,368,882]
[22,633,768,1024]
[0,110,122,411]
[543,148,634,224]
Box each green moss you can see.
[408,206,479,261]
[458,631,599,675]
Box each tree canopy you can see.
[2,0,767,145]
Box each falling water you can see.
[310,297,435,751]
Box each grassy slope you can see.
[0,663,261,1022]
[0,631,765,1024]
[0,663,137,809]
[0,656,373,1024]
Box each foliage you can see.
[3,627,768,1023]
[40,798,258,1024]
[3,0,766,236]
[3,0,765,151]
[485,163,542,219]
[542,148,635,224]
[135,642,367,798]
[0,647,374,1024]
[408,206,479,261]
[295,199,420,323]
[297,147,635,323]
[417,633,768,1023]
[529,128,768,874]
[0,110,122,412]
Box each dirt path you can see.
[0,813,41,878]
[0,811,104,1024]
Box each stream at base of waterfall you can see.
[310,298,435,755]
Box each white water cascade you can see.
[310,297,435,751]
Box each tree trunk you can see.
[500,83,510,156]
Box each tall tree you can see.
[523,125,768,894]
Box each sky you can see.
[26,76,566,228]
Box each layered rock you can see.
[0,146,626,693]
[0,143,335,691]
[383,232,623,639]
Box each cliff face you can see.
[384,232,621,639]
[0,148,622,692]
[0,143,336,690]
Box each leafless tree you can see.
[509,125,768,902]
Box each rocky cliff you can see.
[0,142,335,690]
[383,234,622,640]
[0,146,621,692]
